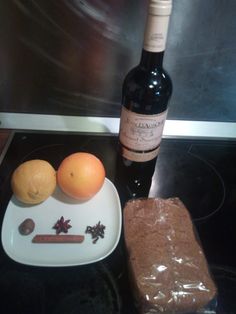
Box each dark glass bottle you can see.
[116,0,172,198]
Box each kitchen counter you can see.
[0,131,236,313]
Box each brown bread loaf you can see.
[124,197,217,313]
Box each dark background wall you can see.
[0,0,236,121]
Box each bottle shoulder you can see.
[123,65,172,92]
[122,64,172,113]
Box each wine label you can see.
[143,14,170,52]
[119,107,168,162]
[122,146,160,163]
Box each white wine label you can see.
[122,146,160,162]
[119,106,168,152]
[143,15,170,52]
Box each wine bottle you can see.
[117,0,173,197]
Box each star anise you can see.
[53,216,72,234]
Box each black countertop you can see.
[0,132,236,313]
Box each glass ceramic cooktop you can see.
[0,132,236,313]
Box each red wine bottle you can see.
[117,0,173,196]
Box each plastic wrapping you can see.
[123,197,217,313]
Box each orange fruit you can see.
[57,152,105,201]
[11,159,57,204]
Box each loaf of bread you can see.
[124,197,217,313]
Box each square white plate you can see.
[1,178,122,267]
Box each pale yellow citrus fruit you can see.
[11,159,57,204]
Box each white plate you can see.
[1,178,122,267]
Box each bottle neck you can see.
[140,50,164,69]
[143,2,172,56]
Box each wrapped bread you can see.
[124,197,217,313]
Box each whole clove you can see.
[85,221,106,244]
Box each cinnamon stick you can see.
[32,234,85,243]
